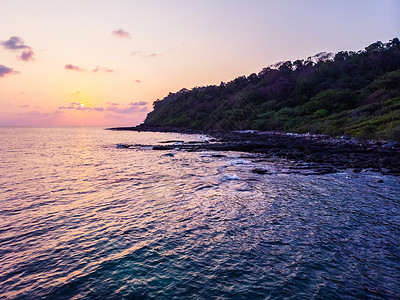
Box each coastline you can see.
[108,125,400,176]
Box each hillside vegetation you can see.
[143,38,400,141]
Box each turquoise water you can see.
[0,127,399,299]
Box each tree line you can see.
[143,38,400,141]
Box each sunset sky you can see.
[1,0,399,126]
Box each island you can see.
[110,38,400,176]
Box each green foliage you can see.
[313,109,328,118]
[142,38,400,141]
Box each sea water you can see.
[0,127,399,299]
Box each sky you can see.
[0,0,399,127]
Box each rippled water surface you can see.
[0,127,399,299]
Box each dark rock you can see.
[113,128,400,176]
[159,140,184,144]
[251,168,271,175]
[211,154,225,158]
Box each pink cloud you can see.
[92,66,114,73]
[130,101,147,106]
[0,110,65,126]
[106,105,148,114]
[1,36,35,63]
[58,106,75,110]
[0,65,18,78]
[77,106,103,111]
[145,53,158,58]
[112,29,131,38]
[58,102,103,111]
[131,51,160,58]
[65,64,84,71]
[1,36,30,50]
[20,50,35,61]
[65,64,114,73]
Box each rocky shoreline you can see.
[108,125,400,176]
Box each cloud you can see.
[58,106,75,110]
[145,53,158,58]
[1,36,35,62]
[1,36,30,50]
[57,101,147,116]
[131,51,160,58]
[106,105,148,114]
[58,102,103,111]
[76,106,104,111]
[0,110,68,126]
[112,29,131,38]
[19,49,35,61]
[92,66,114,73]
[0,65,18,78]
[130,101,147,106]
[65,64,84,71]
[104,101,148,114]
[65,64,114,73]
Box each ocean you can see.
[0,127,399,299]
